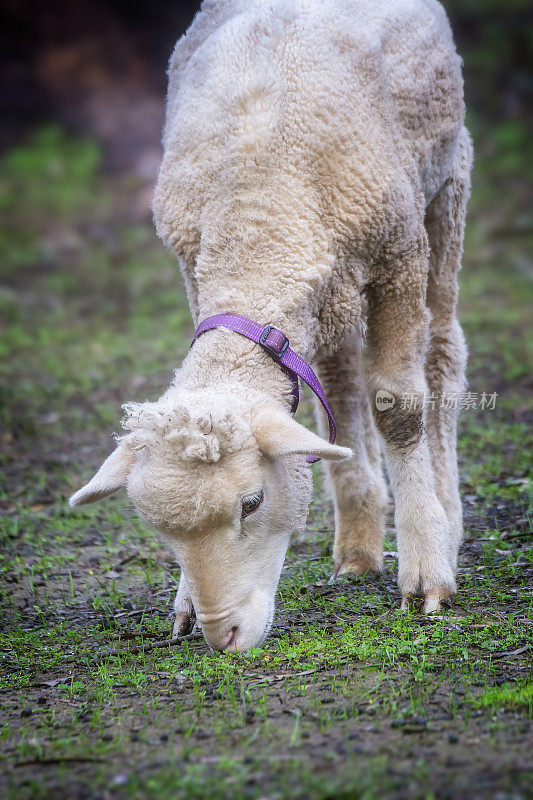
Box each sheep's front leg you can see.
[172,572,196,637]
[365,235,456,612]
[314,335,388,578]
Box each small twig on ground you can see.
[114,629,167,641]
[304,556,330,562]
[126,631,203,654]
[15,757,105,768]
[116,551,140,568]
[490,645,530,660]
[374,609,394,622]
[95,631,202,661]
[114,607,168,619]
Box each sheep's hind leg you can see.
[172,572,196,637]
[365,230,456,613]
[424,138,472,578]
[314,334,388,580]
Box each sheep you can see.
[70,0,472,652]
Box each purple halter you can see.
[191,314,337,463]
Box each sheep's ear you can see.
[252,408,353,462]
[69,444,135,506]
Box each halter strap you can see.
[191,313,336,463]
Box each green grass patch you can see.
[472,682,533,714]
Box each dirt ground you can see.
[0,119,532,799]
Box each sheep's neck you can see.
[178,327,295,413]
[190,187,331,356]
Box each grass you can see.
[0,119,532,799]
[472,683,533,713]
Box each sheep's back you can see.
[154,0,465,261]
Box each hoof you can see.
[172,610,196,638]
[400,593,413,612]
[401,588,453,614]
[333,550,382,580]
[423,587,453,615]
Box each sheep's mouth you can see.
[203,603,274,652]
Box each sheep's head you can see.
[70,389,351,651]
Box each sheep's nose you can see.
[206,625,239,652]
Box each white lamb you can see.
[70,0,472,652]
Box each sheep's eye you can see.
[241,490,264,519]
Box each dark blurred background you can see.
[2,0,532,183]
[2,0,199,179]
